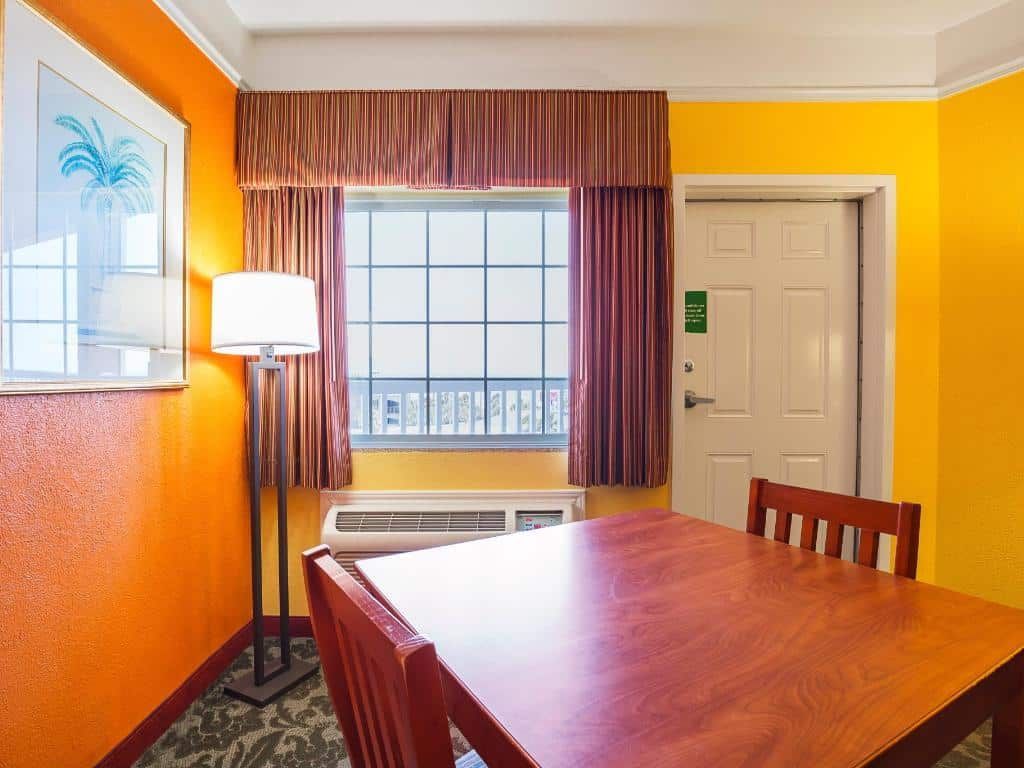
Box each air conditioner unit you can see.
[321,490,586,583]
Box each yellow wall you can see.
[265,99,943,614]
[0,1,247,765]
[669,102,943,582]
[937,71,1024,608]
[263,454,667,614]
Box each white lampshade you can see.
[211,271,320,356]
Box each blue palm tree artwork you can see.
[54,114,155,270]
[33,65,167,377]
[56,114,154,219]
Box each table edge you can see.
[356,560,542,768]
[858,646,1024,768]
[353,513,1024,768]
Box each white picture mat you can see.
[1,0,188,389]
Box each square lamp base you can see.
[223,659,319,707]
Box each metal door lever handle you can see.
[684,389,716,408]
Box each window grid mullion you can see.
[367,211,375,434]
[352,320,563,326]
[348,263,563,270]
[425,211,431,436]
[351,200,567,444]
[349,376,542,382]
[541,209,547,435]
[483,210,489,436]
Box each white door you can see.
[674,200,859,542]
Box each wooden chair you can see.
[302,545,486,768]
[746,478,922,578]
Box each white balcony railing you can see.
[349,379,569,438]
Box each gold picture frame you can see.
[0,0,190,394]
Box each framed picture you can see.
[0,0,188,393]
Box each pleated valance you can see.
[236,89,670,189]
[236,90,451,189]
[449,90,670,188]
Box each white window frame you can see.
[345,193,570,450]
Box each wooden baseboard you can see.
[95,621,254,768]
[94,616,313,768]
[264,614,314,637]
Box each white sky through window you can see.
[344,191,570,445]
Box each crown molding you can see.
[151,0,245,86]
[146,0,1024,101]
[937,55,1024,98]
[665,54,1024,103]
[664,85,938,102]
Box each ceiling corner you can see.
[151,0,250,86]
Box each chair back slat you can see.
[375,664,406,766]
[747,479,767,536]
[773,511,793,543]
[799,516,819,550]
[746,478,922,579]
[893,502,923,581]
[824,521,845,558]
[303,546,457,768]
[858,529,881,569]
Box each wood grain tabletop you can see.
[358,509,1024,768]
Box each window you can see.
[345,193,569,448]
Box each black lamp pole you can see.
[224,345,318,707]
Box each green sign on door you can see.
[685,290,707,333]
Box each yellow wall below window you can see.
[265,98,944,615]
[937,71,1024,608]
[263,453,668,614]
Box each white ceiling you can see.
[158,0,1024,96]
[225,0,1007,35]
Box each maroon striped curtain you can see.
[243,188,352,489]
[449,90,670,187]
[236,89,672,490]
[238,89,669,190]
[569,187,673,487]
[236,91,451,189]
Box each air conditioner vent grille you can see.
[333,551,394,586]
[335,509,506,534]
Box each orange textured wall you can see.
[0,2,247,767]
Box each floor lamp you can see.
[211,271,321,707]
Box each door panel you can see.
[781,287,828,417]
[676,201,858,551]
[708,287,754,416]
[782,221,829,258]
[709,221,754,257]
[779,452,827,489]
[706,452,753,531]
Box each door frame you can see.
[670,174,896,565]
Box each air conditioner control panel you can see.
[515,511,565,531]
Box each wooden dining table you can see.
[357,508,1024,768]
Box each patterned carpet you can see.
[134,639,472,768]
[135,638,991,767]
